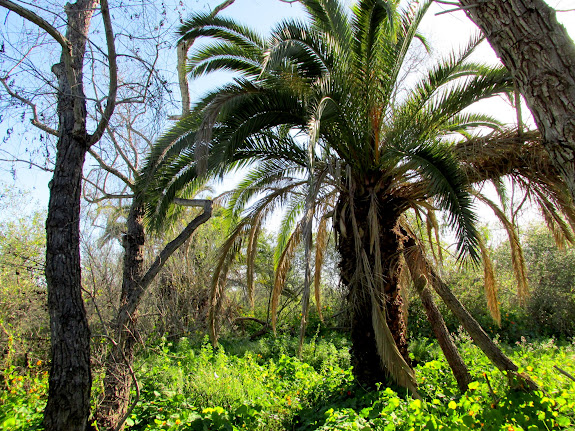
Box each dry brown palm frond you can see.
[298,193,316,358]
[361,250,421,399]
[399,221,429,287]
[475,193,529,303]
[521,180,575,249]
[427,207,444,264]
[539,195,573,249]
[455,129,559,187]
[314,216,330,322]
[271,221,303,333]
[478,236,500,325]
[208,240,242,347]
[208,187,288,345]
[398,256,411,328]
[246,218,263,309]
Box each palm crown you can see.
[141,0,572,391]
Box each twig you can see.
[435,3,479,16]
[0,76,58,136]
[484,373,499,404]
[554,365,575,382]
[89,0,118,145]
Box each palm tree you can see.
[141,0,572,392]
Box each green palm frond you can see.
[392,141,480,261]
[178,13,265,49]
[301,0,353,54]
[188,42,264,78]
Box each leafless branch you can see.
[554,365,575,382]
[89,0,118,145]
[174,198,212,207]
[87,147,133,188]
[0,0,79,106]
[105,126,138,177]
[0,0,70,55]
[82,174,132,203]
[140,200,212,290]
[84,193,134,204]
[0,76,58,136]
[0,156,54,172]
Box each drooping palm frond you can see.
[475,193,529,303]
[245,217,263,309]
[178,13,266,52]
[478,236,501,325]
[314,216,330,322]
[271,220,303,333]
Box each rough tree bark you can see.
[42,2,98,429]
[458,0,575,202]
[426,262,538,391]
[0,0,117,428]
[334,188,410,388]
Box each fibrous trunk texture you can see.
[43,1,98,430]
[335,191,409,388]
[459,0,575,203]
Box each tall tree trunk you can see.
[335,191,409,388]
[44,136,92,431]
[458,0,575,203]
[42,2,98,430]
[97,202,146,431]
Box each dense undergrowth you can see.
[1,331,574,430]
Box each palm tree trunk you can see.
[459,0,575,203]
[335,193,409,387]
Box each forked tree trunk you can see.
[335,191,409,387]
[97,199,212,430]
[43,1,99,429]
[459,0,575,203]
[97,202,146,431]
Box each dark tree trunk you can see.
[44,135,92,431]
[97,202,146,431]
[418,286,472,392]
[97,199,212,430]
[42,2,98,430]
[334,189,409,388]
[459,0,575,203]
